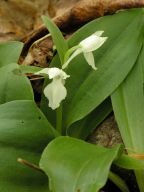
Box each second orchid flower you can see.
[63,31,108,70]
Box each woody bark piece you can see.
[54,0,104,29]
[21,0,102,50]
[50,0,81,18]
[104,0,144,13]
[22,0,144,53]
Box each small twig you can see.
[17,158,45,174]
[29,76,45,81]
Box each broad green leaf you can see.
[65,9,143,127]
[141,45,144,81]
[0,63,34,103]
[67,98,112,139]
[0,41,23,67]
[111,48,144,153]
[0,100,56,191]
[111,45,144,192]
[42,16,68,64]
[40,136,121,192]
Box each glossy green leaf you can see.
[0,41,23,67]
[111,45,144,191]
[64,9,143,127]
[141,45,144,81]
[67,98,112,139]
[0,63,34,103]
[42,16,68,64]
[40,136,121,192]
[111,47,144,153]
[0,100,56,191]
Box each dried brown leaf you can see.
[22,0,144,53]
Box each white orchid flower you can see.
[63,31,108,70]
[35,68,70,110]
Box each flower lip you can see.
[35,67,70,110]
[44,78,67,110]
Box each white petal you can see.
[83,52,97,70]
[47,68,70,79]
[94,31,104,37]
[59,70,70,80]
[62,48,82,69]
[43,79,67,110]
[85,36,108,52]
[35,67,69,80]
[80,35,107,52]
[47,68,62,79]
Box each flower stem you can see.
[56,104,63,134]
[108,171,130,192]
[55,46,80,134]
[63,45,79,63]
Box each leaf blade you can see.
[0,63,34,103]
[40,136,121,192]
[0,41,23,67]
[111,46,144,153]
[67,98,112,139]
[0,100,56,191]
[42,16,68,64]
